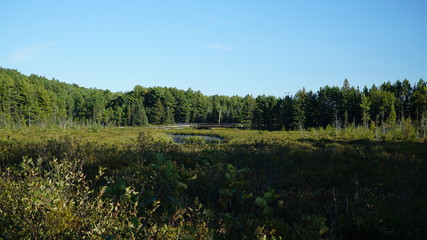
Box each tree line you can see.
[1,67,426,132]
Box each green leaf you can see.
[219,188,231,197]
[177,181,188,190]
[319,226,329,236]
[182,234,196,240]
[255,197,267,208]
[262,206,272,215]
[225,172,231,180]
[263,192,273,199]
[226,164,235,173]
[236,168,249,174]
[187,174,197,180]
[130,217,140,229]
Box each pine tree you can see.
[242,94,256,125]
[132,101,149,126]
[279,96,293,130]
[293,89,307,130]
[163,107,175,124]
[151,98,165,125]
[386,102,396,127]
[360,95,371,129]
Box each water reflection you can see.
[168,134,223,144]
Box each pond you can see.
[168,134,224,144]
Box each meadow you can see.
[1,126,426,239]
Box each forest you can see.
[1,67,427,134]
[1,67,427,239]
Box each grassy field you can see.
[1,126,426,239]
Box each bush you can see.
[0,157,140,239]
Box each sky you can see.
[1,0,426,97]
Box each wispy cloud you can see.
[9,42,54,62]
[206,44,232,51]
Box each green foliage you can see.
[151,98,166,125]
[164,107,175,124]
[360,94,371,128]
[2,67,427,239]
[131,100,149,126]
[137,130,176,157]
[292,89,308,130]
[255,188,281,215]
[2,125,427,239]
[2,67,427,135]
[149,155,188,211]
[292,215,329,240]
[0,157,140,239]
[218,163,249,207]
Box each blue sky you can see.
[1,1,426,97]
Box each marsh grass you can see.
[1,126,427,239]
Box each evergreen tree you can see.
[279,95,293,130]
[360,95,371,129]
[386,102,397,126]
[132,101,149,126]
[410,79,427,126]
[164,107,175,124]
[242,94,256,125]
[151,98,165,125]
[293,89,307,130]
[171,89,191,123]
[305,91,319,128]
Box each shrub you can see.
[0,157,140,239]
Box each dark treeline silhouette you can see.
[1,67,426,132]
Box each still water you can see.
[168,134,223,144]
